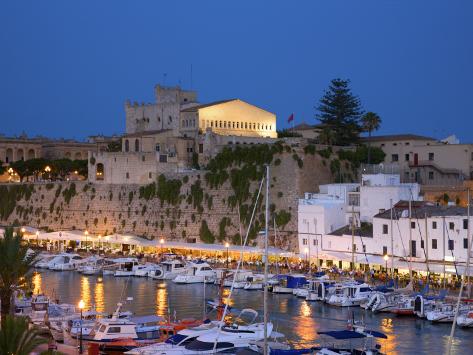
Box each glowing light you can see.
[21,227,26,233]
[225,242,230,248]
[78,299,85,310]
[44,166,51,172]
[304,247,309,254]
[160,238,165,244]
[84,230,89,236]
[384,255,389,261]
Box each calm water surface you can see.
[33,270,472,355]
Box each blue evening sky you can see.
[1,1,472,142]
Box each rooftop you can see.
[123,129,172,138]
[374,201,468,220]
[180,99,237,112]
[360,134,436,142]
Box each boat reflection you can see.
[155,282,168,317]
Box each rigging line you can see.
[444,225,460,278]
[212,174,265,352]
[392,205,413,274]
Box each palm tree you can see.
[361,112,382,164]
[0,227,35,322]
[0,315,47,355]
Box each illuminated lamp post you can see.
[160,238,165,257]
[84,230,89,251]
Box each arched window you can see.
[6,148,13,163]
[75,152,82,159]
[17,149,24,161]
[125,139,129,152]
[27,149,35,160]
[96,163,104,181]
[134,139,139,152]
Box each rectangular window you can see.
[302,238,307,245]
[382,224,388,234]
[464,219,468,229]
[405,154,409,162]
[421,240,424,249]
[411,221,416,229]
[449,222,454,230]
[464,238,469,249]
[126,172,129,179]
[313,239,317,246]
[383,246,387,255]
[429,171,434,180]
[448,240,454,250]
[199,144,203,154]
[411,240,416,257]
[432,221,437,229]
[391,154,399,162]
[432,239,438,249]
[155,144,160,152]
[363,245,366,252]
[353,244,357,251]
[429,152,434,161]
[148,172,152,179]
[107,327,121,334]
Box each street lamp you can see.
[44,165,51,180]
[225,242,230,269]
[78,299,85,354]
[84,230,89,251]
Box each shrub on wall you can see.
[200,220,215,243]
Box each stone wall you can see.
[0,145,351,251]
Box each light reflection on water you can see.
[32,271,473,354]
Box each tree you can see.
[106,140,122,152]
[316,79,364,146]
[318,127,336,145]
[0,227,35,322]
[277,129,302,138]
[0,161,6,176]
[361,112,382,164]
[0,315,46,355]
[71,159,88,177]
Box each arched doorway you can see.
[75,152,82,160]
[65,152,71,159]
[96,163,104,181]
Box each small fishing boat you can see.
[390,296,416,316]
[49,253,83,271]
[134,263,160,277]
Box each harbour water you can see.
[33,270,472,355]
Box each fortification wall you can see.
[0,146,351,251]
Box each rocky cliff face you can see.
[0,143,356,251]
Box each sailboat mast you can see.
[263,164,270,355]
[351,205,355,271]
[467,188,471,298]
[390,199,394,277]
[409,199,413,280]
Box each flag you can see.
[287,113,294,123]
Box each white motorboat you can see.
[364,292,406,313]
[48,253,83,271]
[220,270,254,289]
[426,303,470,323]
[124,321,221,355]
[35,254,56,268]
[326,283,373,307]
[113,258,140,277]
[173,262,216,284]
[306,279,340,301]
[134,263,159,277]
[84,303,162,342]
[150,259,187,280]
[456,309,473,327]
[243,274,267,290]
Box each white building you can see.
[298,201,472,275]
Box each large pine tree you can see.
[316,79,364,146]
